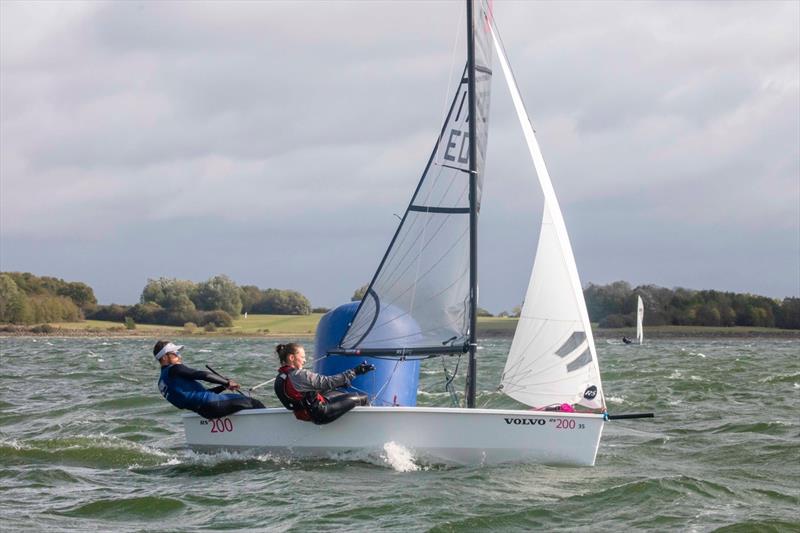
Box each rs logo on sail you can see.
[504,418,546,426]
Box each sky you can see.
[1,0,798,313]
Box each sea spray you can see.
[381,441,420,472]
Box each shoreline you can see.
[1,325,798,340]
[0,327,314,339]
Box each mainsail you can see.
[492,24,606,410]
[636,295,644,345]
[337,0,494,357]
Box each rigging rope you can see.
[348,358,403,406]
[442,354,462,407]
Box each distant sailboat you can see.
[636,295,644,345]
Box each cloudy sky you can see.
[1,0,798,313]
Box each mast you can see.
[465,0,478,408]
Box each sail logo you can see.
[443,129,470,165]
[504,417,546,426]
[584,386,598,400]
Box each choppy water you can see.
[0,336,798,532]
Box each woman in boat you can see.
[154,340,265,419]
[274,342,373,425]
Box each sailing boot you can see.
[354,393,370,406]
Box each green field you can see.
[476,316,519,336]
[229,313,323,335]
[7,315,798,338]
[45,314,324,336]
[50,320,184,334]
[41,315,518,336]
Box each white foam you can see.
[65,432,173,459]
[759,373,800,383]
[606,395,625,404]
[381,441,420,472]
[0,438,25,450]
[176,448,291,467]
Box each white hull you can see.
[183,407,605,466]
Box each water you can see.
[1,336,798,532]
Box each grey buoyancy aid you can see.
[274,365,326,422]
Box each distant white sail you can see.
[492,26,605,410]
[636,295,644,345]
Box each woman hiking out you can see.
[155,340,264,419]
[274,342,374,425]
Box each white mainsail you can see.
[338,0,494,356]
[492,26,605,410]
[636,295,644,345]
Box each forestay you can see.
[337,0,494,357]
[492,24,605,410]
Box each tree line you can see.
[89,276,313,327]
[351,282,800,328]
[1,272,797,330]
[0,272,96,324]
[0,272,312,327]
[585,281,799,329]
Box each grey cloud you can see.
[1,0,798,309]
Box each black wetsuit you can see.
[158,364,264,419]
[275,365,367,425]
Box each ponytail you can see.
[276,342,302,364]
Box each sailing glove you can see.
[354,362,376,375]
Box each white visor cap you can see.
[155,342,184,360]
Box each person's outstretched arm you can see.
[290,368,355,392]
[169,364,230,387]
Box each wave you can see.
[135,446,437,476]
[0,434,170,469]
[712,519,800,532]
[92,395,162,409]
[429,476,740,531]
[57,496,185,520]
[758,372,800,384]
[323,441,431,472]
[709,421,795,436]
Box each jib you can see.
[504,417,545,426]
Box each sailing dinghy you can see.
[184,0,643,466]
